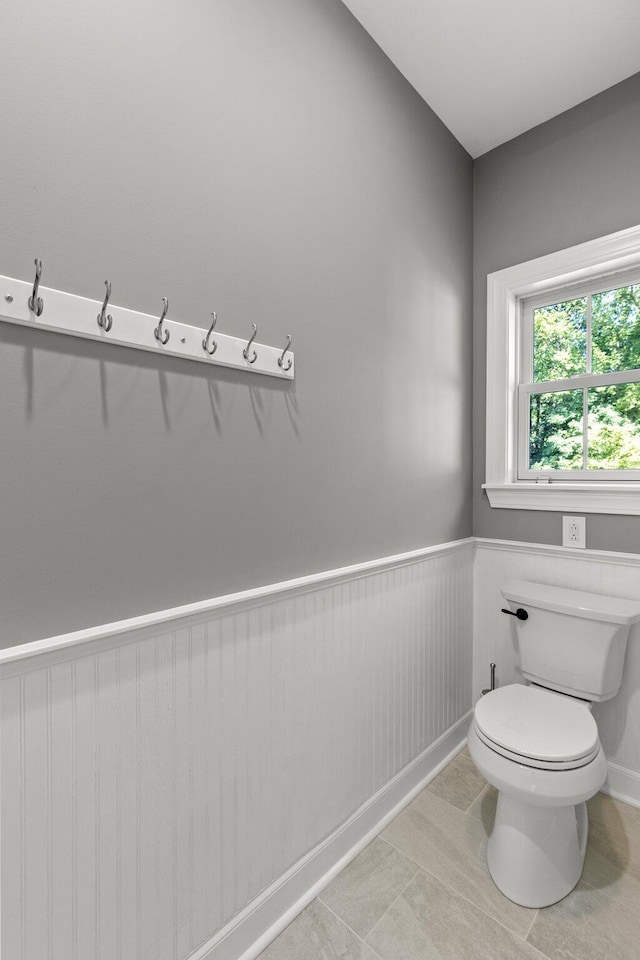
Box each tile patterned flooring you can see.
[258,747,640,960]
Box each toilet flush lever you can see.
[501,607,529,621]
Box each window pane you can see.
[533,298,587,381]
[588,383,640,469]
[529,389,584,470]
[592,283,640,373]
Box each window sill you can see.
[483,482,640,515]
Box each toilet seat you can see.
[474,684,600,771]
[473,721,600,770]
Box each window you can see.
[484,223,640,514]
[520,274,640,479]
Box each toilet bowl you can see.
[467,683,607,907]
[468,579,640,908]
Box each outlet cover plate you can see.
[562,515,586,549]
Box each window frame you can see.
[484,223,640,514]
[518,270,640,480]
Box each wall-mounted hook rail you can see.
[0,265,294,380]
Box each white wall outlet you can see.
[562,515,586,549]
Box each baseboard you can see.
[602,760,640,809]
[190,711,471,960]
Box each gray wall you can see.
[473,72,640,551]
[0,0,473,645]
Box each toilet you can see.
[468,578,640,908]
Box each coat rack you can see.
[0,260,294,379]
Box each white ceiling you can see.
[340,0,640,157]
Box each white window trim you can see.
[484,222,640,514]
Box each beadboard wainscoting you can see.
[474,539,640,806]
[0,539,473,960]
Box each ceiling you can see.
[340,0,640,157]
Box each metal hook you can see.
[97,280,113,332]
[278,335,293,371]
[243,323,258,364]
[28,258,44,316]
[154,297,170,344]
[202,312,218,355]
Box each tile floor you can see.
[258,747,640,960]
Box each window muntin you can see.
[588,383,640,469]
[528,388,584,471]
[519,273,640,479]
[533,298,587,381]
[592,282,640,374]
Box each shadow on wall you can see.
[1,323,298,437]
[592,620,640,759]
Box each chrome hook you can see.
[97,280,113,332]
[28,258,44,316]
[154,297,170,344]
[202,312,218,355]
[243,323,258,364]
[278,334,293,371]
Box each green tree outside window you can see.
[530,284,640,471]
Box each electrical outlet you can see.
[562,515,586,549]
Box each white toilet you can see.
[468,578,640,908]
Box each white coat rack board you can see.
[0,261,294,379]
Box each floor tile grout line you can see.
[419,863,537,945]
[462,781,490,814]
[383,780,544,944]
[361,862,423,945]
[319,859,551,960]
[523,907,539,942]
[424,750,489,816]
[415,781,488,819]
[518,931,558,960]
[577,875,625,908]
[316,899,386,960]
[380,834,537,944]
[376,834,424,875]
[316,835,421,945]
[426,779,489,816]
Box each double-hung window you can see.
[484,223,640,514]
[519,273,640,479]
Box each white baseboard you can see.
[191,711,471,960]
[602,760,640,809]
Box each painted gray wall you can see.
[473,72,640,551]
[0,0,473,645]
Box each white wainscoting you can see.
[474,539,640,806]
[0,539,474,960]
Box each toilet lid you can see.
[474,684,599,764]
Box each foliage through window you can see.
[519,275,640,478]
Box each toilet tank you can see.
[501,579,640,701]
